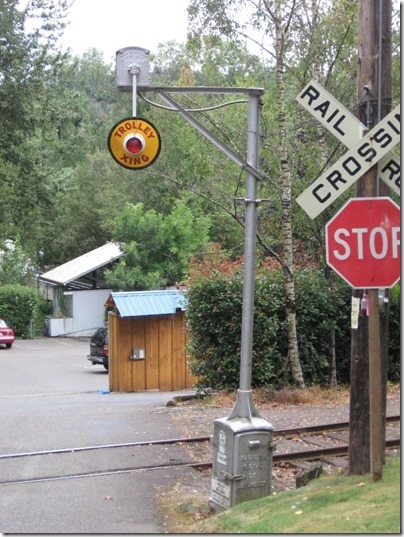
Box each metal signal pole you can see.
[114,48,275,507]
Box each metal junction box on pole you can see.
[115,46,150,90]
[210,415,275,511]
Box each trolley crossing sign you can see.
[107,117,161,170]
[296,80,400,219]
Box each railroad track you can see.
[0,416,399,486]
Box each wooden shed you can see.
[105,290,198,392]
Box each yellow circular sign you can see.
[107,117,161,170]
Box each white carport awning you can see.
[39,242,123,286]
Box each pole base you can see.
[228,389,261,421]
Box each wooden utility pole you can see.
[349,0,392,479]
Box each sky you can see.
[59,0,189,63]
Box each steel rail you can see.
[0,461,211,487]
[0,436,211,460]
[0,420,400,487]
[276,414,400,436]
[273,438,401,462]
[0,415,399,461]
[0,439,399,487]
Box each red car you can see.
[0,319,14,348]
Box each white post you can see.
[129,64,140,116]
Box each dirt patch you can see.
[158,469,213,534]
[156,384,400,533]
[175,385,353,409]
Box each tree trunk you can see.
[311,0,338,388]
[328,327,337,387]
[274,0,305,389]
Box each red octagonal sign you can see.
[326,197,400,289]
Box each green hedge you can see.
[0,285,46,338]
[186,269,399,389]
[387,288,400,381]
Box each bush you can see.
[387,284,400,382]
[294,270,352,385]
[186,269,399,389]
[0,285,45,338]
[186,275,243,390]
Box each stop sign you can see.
[326,197,400,288]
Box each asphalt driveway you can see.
[0,337,197,533]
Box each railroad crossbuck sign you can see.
[107,117,161,170]
[326,197,400,289]
[296,80,400,197]
[295,80,400,219]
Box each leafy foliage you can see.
[293,270,352,383]
[0,284,45,337]
[105,200,211,290]
[186,275,243,389]
[186,268,399,389]
[0,236,34,286]
[43,152,135,264]
[0,0,73,253]
[387,284,400,381]
[0,0,400,274]
[0,0,399,390]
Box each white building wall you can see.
[46,289,111,337]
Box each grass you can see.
[190,455,400,534]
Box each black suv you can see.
[87,326,109,371]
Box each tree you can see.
[186,0,401,389]
[105,200,211,290]
[0,236,34,286]
[43,152,132,265]
[292,0,359,387]
[135,41,260,255]
[187,0,306,387]
[0,0,71,255]
[272,0,305,388]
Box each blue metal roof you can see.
[110,290,187,318]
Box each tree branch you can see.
[284,0,297,35]
[236,30,276,59]
[325,15,354,85]
[150,171,289,273]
